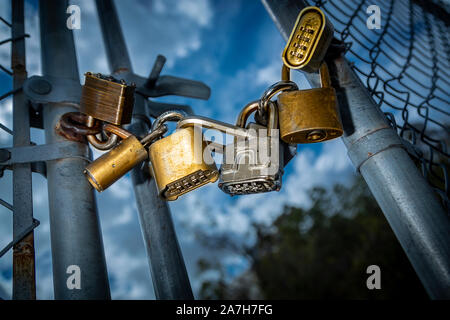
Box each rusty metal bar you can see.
[11,0,36,300]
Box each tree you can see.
[197,177,428,299]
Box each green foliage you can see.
[198,177,428,299]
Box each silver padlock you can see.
[218,100,285,196]
[175,104,288,196]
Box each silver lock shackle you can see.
[151,110,187,132]
[176,116,252,139]
[176,114,253,155]
[257,81,298,118]
[237,100,279,138]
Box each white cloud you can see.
[256,63,280,86]
[175,0,213,27]
[106,176,133,201]
[114,0,213,71]
[0,97,12,144]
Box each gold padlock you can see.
[148,112,219,201]
[84,124,167,192]
[80,72,135,125]
[282,6,334,73]
[276,63,343,143]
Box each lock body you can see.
[277,62,343,144]
[80,72,135,125]
[219,123,284,195]
[148,127,219,201]
[84,136,147,192]
[277,86,343,143]
[282,6,333,73]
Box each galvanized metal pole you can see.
[262,0,450,299]
[39,0,110,299]
[95,0,194,299]
[11,0,36,300]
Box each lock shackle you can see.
[151,110,187,132]
[140,124,168,147]
[237,100,279,137]
[85,115,120,151]
[282,62,332,88]
[236,100,259,128]
[103,123,133,139]
[87,132,119,151]
[177,115,251,139]
[257,81,298,118]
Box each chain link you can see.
[308,0,449,208]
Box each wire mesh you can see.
[305,0,450,208]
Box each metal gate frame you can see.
[0,0,449,300]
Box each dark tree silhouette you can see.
[197,177,428,299]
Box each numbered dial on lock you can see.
[80,72,135,125]
[282,6,334,73]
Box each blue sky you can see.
[0,0,359,299]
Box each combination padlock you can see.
[148,112,219,201]
[218,100,284,195]
[80,72,135,125]
[265,62,343,144]
[84,123,167,192]
[282,6,334,73]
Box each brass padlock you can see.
[282,6,334,73]
[80,72,135,125]
[275,62,343,143]
[148,112,219,201]
[84,124,167,192]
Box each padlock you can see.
[218,100,285,196]
[275,62,343,143]
[148,112,219,201]
[80,72,135,125]
[84,123,167,192]
[282,6,334,73]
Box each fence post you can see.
[262,0,450,299]
[11,0,36,300]
[95,0,194,299]
[39,0,110,299]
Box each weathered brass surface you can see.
[148,127,218,201]
[277,63,343,143]
[84,136,147,192]
[281,6,333,73]
[80,72,135,125]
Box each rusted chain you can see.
[57,112,102,143]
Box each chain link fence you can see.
[305,0,449,209]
